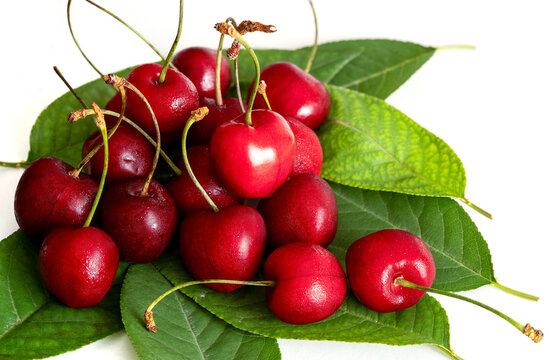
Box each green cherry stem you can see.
[492,282,539,302]
[459,198,493,219]
[0,161,29,168]
[258,80,272,110]
[158,0,183,84]
[214,32,225,106]
[84,0,176,70]
[144,279,276,332]
[67,0,103,77]
[53,66,89,108]
[233,57,245,113]
[395,277,544,343]
[180,107,219,213]
[304,0,318,73]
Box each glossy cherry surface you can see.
[209,109,296,199]
[38,226,119,308]
[172,47,232,99]
[188,97,244,145]
[258,173,337,248]
[82,124,154,186]
[345,229,436,313]
[166,145,241,216]
[14,157,98,241]
[179,205,266,292]
[286,116,323,177]
[263,242,347,324]
[101,178,178,264]
[251,62,330,130]
[125,63,199,143]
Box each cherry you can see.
[166,145,241,216]
[345,229,436,313]
[179,205,266,292]
[263,242,347,324]
[14,157,98,241]
[258,173,337,248]
[101,178,178,264]
[210,109,296,198]
[188,97,245,145]
[250,62,330,130]
[172,47,232,99]
[82,124,154,186]
[286,116,323,177]
[38,227,119,308]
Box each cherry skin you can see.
[14,157,98,242]
[38,226,119,308]
[125,63,199,143]
[345,229,436,313]
[166,145,241,216]
[188,97,245,145]
[179,205,266,292]
[258,173,337,249]
[250,62,330,130]
[101,178,178,264]
[286,116,323,177]
[82,124,154,186]
[263,242,347,324]
[209,109,296,199]
[172,47,232,99]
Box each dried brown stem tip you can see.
[523,323,543,343]
[103,73,127,89]
[91,102,105,127]
[191,107,209,122]
[237,20,277,35]
[258,80,267,95]
[144,310,157,333]
[226,40,241,60]
[68,109,92,123]
[214,22,237,37]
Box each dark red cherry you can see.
[38,227,119,308]
[209,109,296,199]
[14,157,98,241]
[286,117,323,177]
[125,63,199,143]
[250,62,330,130]
[179,205,266,292]
[263,242,347,324]
[172,47,232,99]
[258,173,337,249]
[188,97,245,145]
[82,124,154,186]
[345,229,436,313]
[101,178,178,264]
[166,145,241,216]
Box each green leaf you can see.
[154,253,454,356]
[0,230,127,359]
[319,85,467,200]
[241,40,436,99]
[121,263,281,360]
[327,182,495,291]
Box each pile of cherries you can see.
[11,6,543,346]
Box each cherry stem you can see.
[458,198,493,219]
[180,108,219,213]
[214,32,225,106]
[304,0,318,73]
[232,32,260,126]
[395,277,543,343]
[258,80,272,110]
[158,0,183,84]
[84,0,176,70]
[53,66,89,108]
[0,161,29,168]
[67,0,103,77]
[234,58,245,113]
[83,104,108,227]
[144,279,276,333]
[492,282,539,302]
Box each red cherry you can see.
[101,178,178,264]
[38,227,119,308]
[258,173,337,248]
[166,145,241,216]
[209,109,296,199]
[250,62,330,129]
[82,124,154,186]
[345,229,436,313]
[172,47,232,99]
[188,97,245,145]
[286,117,323,177]
[263,242,347,324]
[179,205,266,292]
[14,157,98,241]
[125,63,199,143]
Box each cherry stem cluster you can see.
[144,279,276,332]
[158,0,184,84]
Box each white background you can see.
[0,0,548,359]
